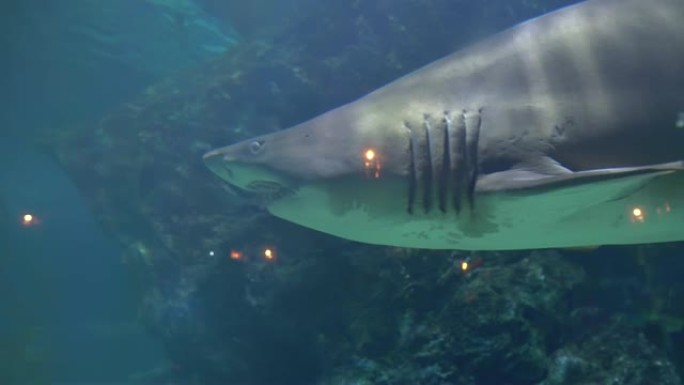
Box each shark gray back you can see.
[204,0,684,250]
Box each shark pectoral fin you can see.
[476,157,684,193]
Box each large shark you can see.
[204,0,684,250]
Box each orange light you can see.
[21,213,39,227]
[631,207,645,223]
[264,248,275,260]
[461,261,469,271]
[229,250,242,260]
[362,148,382,178]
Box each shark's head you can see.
[202,133,298,201]
[203,105,405,202]
[202,102,423,245]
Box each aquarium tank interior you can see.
[2,0,684,384]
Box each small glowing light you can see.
[21,213,39,227]
[230,250,242,260]
[264,248,274,260]
[362,148,382,179]
[631,206,645,223]
[208,250,215,257]
[461,261,469,271]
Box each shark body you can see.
[204,0,684,250]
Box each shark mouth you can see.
[244,180,296,202]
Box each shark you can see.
[203,0,684,250]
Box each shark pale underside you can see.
[204,0,684,250]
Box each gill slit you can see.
[452,112,466,213]
[438,114,451,213]
[405,109,482,215]
[465,110,482,210]
[406,122,417,214]
[422,116,434,213]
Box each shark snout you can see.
[203,147,234,163]
[203,147,237,183]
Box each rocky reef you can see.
[44,0,684,383]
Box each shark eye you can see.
[249,140,264,154]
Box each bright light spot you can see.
[209,250,215,257]
[23,214,33,224]
[230,250,242,260]
[264,248,275,260]
[461,261,469,271]
[21,213,39,227]
[631,206,645,223]
[362,148,382,178]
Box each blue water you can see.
[0,137,163,383]
[2,0,234,383]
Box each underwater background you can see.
[2,0,684,384]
